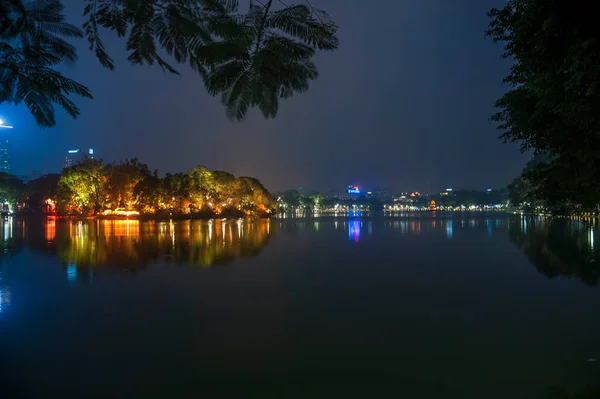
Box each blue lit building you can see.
[64,148,80,168]
[64,148,95,168]
[0,134,10,174]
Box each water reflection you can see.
[0,218,273,278]
[508,216,600,285]
[3,215,599,288]
[0,271,9,314]
[348,220,361,242]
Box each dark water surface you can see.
[1,214,599,398]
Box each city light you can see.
[68,149,80,154]
[102,209,140,217]
[0,119,13,129]
[347,185,360,194]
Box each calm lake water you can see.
[0,214,599,398]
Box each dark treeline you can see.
[426,189,508,209]
[275,188,509,212]
[1,157,277,218]
[488,1,600,214]
[275,189,385,212]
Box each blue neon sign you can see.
[347,185,360,194]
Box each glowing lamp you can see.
[0,119,13,129]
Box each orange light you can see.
[102,209,140,217]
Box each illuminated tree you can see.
[134,172,165,214]
[0,173,25,207]
[105,158,152,210]
[57,157,107,215]
[187,166,216,210]
[307,192,325,209]
[163,172,191,214]
[236,176,276,214]
[212,170,237,206]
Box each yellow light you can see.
[102,209,140,217]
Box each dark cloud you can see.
[2,0,526,193]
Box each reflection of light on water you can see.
[487,220,493,237]
[237,219,243,238]
[3,217,12,241]
[447,220,453,239]
[334,221,338,229]
[221,222,225,246]
[100,220,140,237]
[589,228,595,249]
[45,219,56,241]
[55,219,273,271]
[67,262,77,284]
[348,220,361,242]
[314,222,319,231]
[522,216,528,233]
[0,271,7,313]
[0,287,10,314]
[170,220,175,247]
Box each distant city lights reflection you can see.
[349,220,361,242]
[67,262,77,284]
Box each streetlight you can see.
[0,119,13,129]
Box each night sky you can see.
[1,0,526,193]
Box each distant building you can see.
[365,189,392,201]
[0,133,11,174]
[64,148,95,168]
[347,185,361,200]
[64,148,80,168]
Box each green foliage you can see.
[57,157,107,214]
[487,0,600,211]
[202,0,338,120]
[55,158,274,217]
[187,165,215,206]
[236,176,276,212]
[2,0,337,125]
[105,158,152,209]
[507,154,552,211]
[133,171,165,214]
[0,0,93,127]
[82,0,240,73]
[0,173,25,205]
